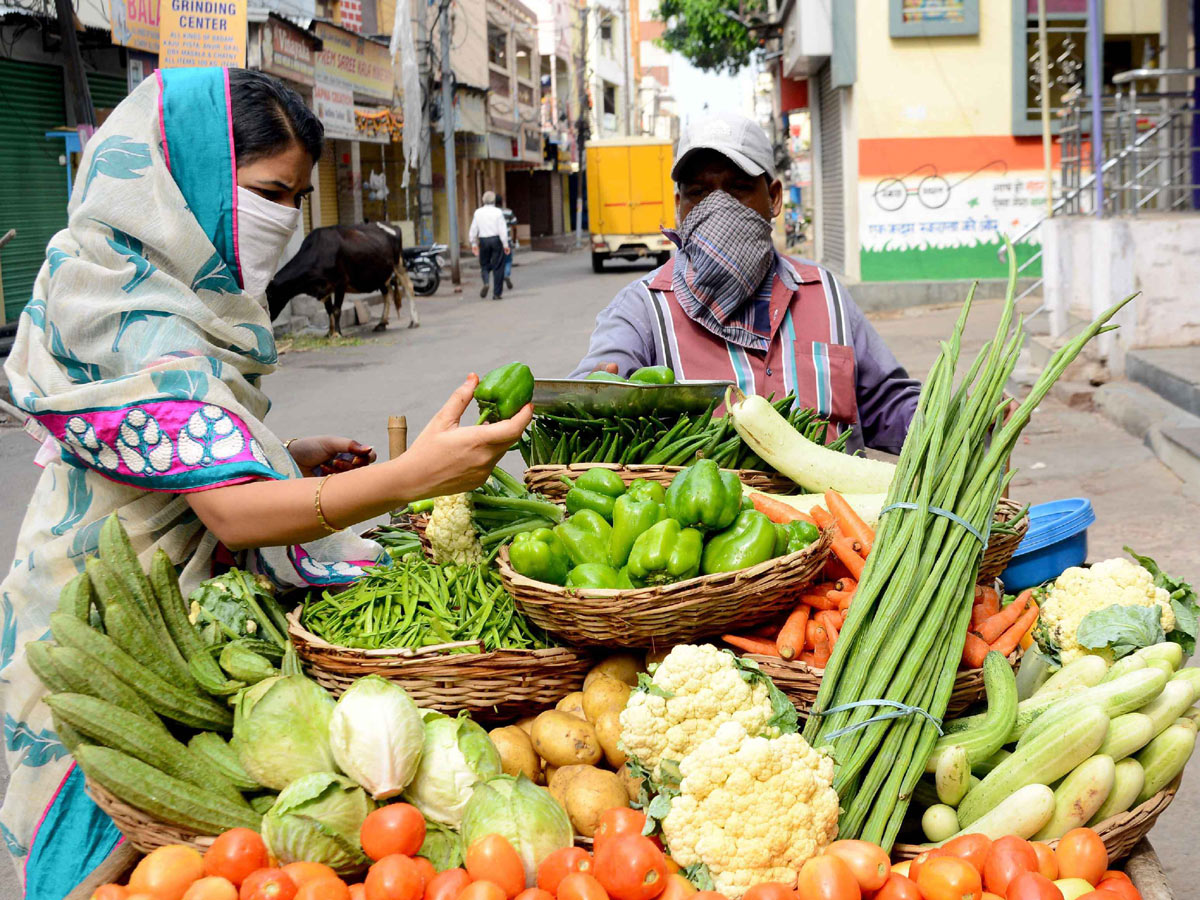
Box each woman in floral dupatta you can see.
[1,68,528,898]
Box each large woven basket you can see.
[747,647,1024,721]
[288,610,591,721]
[978,498,1029,584]
[496,527,833,649]
[524,463,794,499]
[892,776,1181,863]
[86,778,219,854]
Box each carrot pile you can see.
[961,586,1039,667]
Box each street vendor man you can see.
[571,111,920,454]
[0,68,529,898]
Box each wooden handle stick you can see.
[388,415,408,460]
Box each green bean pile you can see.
[519,394,850,468]
[302,557,554,651]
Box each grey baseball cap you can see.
[671,110,777,182]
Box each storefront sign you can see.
[487,132,519,162]
[522,126,542,163]
[159,0,247,67]
[110,0,160,53]
[257,16,315,84]
[314,77,357,140]
[314,21,394,103]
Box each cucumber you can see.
[49,613,232,732]
[26,642,70,693]
[188,732,261,791]
[189,649,246,697]
[1096,713,1155,762]
[935,745,970,807]
[1175,717,1198,733]
[946,684,1083,738]
[1146,658,1176,678]
[1033,754,1116,840]
[219,643,277,685]
[957,705,1109,827]
[57,572,94,623]
[1088,758,1145,825]
[48,645,159,721]
[1137,642,1185,671]
[974,748,1011,777]
[98,570,196,690]
[1040,655,1110,695]
[928,652,1017,772]
[1016,668,1169,748]
[73,744,261,833]
[1100,654,1146,684]
[1182,706,1200,729]
[1135,723,1196,802]
[922,805,959,842]
[1138,679,1196,736]
[943,784,1055,842]
[1171,667,1200,696]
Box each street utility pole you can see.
[439,0,461,284]
[416,0,435,244]
[55,0,95,129]
[575,4,589,248]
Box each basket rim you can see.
[746,645,1024,677]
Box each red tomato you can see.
[594,809,649,852]
[537,847,593,894]
[916,856,982,900]
[983,837,1039,897]
[658,875,697,900]
[982,895,1004,900]
[1054,830,1108,887]
[1099,873,1131,885]
[1077,892,1127,900]
[593,834,668,900]
[459,884,508,900]
[365,855,425,900]
[1004,872,1063,900]
[873,873,920,900]
[465,835,526,900]
[908,849,950,886]
[942,835,994,876]
[183,878,240,900]
[414,859,437,891]
[205,830,271,887]
[362,806,428,862]
[351,887,367,900]
[558,874,611,900]
[1094,881,1139,900]
[284,864,341,888]
[824,841,890,892]
[691,893,730,900]
[91,887,129,900]
[1029,845,1057,882]
[295,879,351,900]
[742,884,797,900]
[241,869,299,900]
[514,891,554,900]
[427,870,473,900]
[795,855,861,900]
[130,845,206,900]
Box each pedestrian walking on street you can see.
[496,194,517,291]
[469,190,510,299]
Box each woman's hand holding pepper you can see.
[288,436,376,476]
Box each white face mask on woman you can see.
[236,186,301,301]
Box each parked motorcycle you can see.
[403,243,446,296]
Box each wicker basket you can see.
[288,610,592,721]
[892,776,1181,863]
[978,498,1029,584]
[87,778,217,854]
[496,527,833,649]
[524,463,794,499]
[747,647,1024,721]
[380,513,432,556]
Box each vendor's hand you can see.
[471,244,479,257]
[592,363,620,375]
[504,246,512,255]
[288,436,376,477]
[398,376,532,499]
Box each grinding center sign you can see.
[159,0,247,67]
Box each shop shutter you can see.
[87,71,128,112]
[318,141,339,227]
[816,63,844,276]
[0,59,69,323]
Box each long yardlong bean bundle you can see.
[802,243,1136,850]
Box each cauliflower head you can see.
[1038,557,1174,664]
[619,644,795,782]
[427,493,484,565]
[662,722,839,898]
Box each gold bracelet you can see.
[285,438,297,453]
[314,474,339,534]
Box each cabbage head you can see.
[402,711,502,827]
[460,774,572,887]
[418,819,465,872]
[262,772,376,874]
[329,675,424,799]
[232,673,338,791]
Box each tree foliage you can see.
[653,0,762,75]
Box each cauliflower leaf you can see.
[1076,604,1165,659]
[1126,546,1199,656]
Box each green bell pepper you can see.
[626,478,666,505]
[628,366,676,385]
[565,563,621,589]
[584,371,626,382]
[609,488,669,569]
[774,520,821,557]
[701,510,779,575]
[509,528,570,585]
[627,518,703,586]
[553,509,613,567]
[475,362,534,424]
[616,566,635,589]
[664,458,742,532]
[562,469,627,521]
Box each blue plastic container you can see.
[999,498,1096,591]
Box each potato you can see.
[645,647,674,669]
[532,710,603,767]
[548,764,592,809]
[516,715,537,735]
[593,709,627,769]
[617,765,642,803]
[563,767,629,836]
[555,691,586,720]
[542,763,557,786]
[585,654,643,689]
[582,674,631,724]
[489,725,540,781]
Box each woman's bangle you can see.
[314,475,339,534]
[285,438,298,453]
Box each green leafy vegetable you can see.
[262,772,375,874]
[189,569,289,650]
[1126,546,1199,656]
[418,819,465,872]
[1077,604,1166,660]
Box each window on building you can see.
[488,23,507,67]
[516,43,533,80]
[599,15,614,56]
[603,83,616,116]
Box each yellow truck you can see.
[585,137,676,273]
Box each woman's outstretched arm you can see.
[185,377,531,550]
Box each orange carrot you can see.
[834,577,858,593]
[801,592,841,611]
[748,492,817,525]
[810,505,837,533]
[798,650,821,668]
[822,556,853,582]
[836,609,848,628]
[976,593,1029,644]
[829,537,866,579]
[816,610,841,651]
[991,607,1039,658]
[807,620,831,665]
[975,584,1001,617]
[776,605,811,660]
[961,633,991,668]
[824,490,875,555]
[722,634,781,656]
[970,603,992,628]
[827,588,855,606]
[805,581,839,597]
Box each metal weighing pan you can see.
[532,379,733,417]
